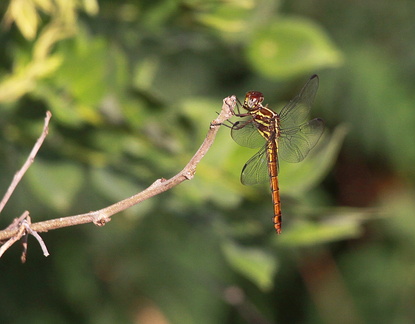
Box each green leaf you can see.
[277,207,376,246]
[26,159,83,212]
[246,17,343,79]
[222,240,278,290]
[39,29,109,126]
[9,0,39,40]
[82,0,99,15]
[277,220,362,246]
[196,1,255,33]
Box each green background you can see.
[1,0,415,323]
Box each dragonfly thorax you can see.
[253,107,279,141]
[243,91,264,110]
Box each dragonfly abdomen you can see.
[253,108,283,234]
[267,140,282,234]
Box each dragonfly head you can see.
[244,91,264,110]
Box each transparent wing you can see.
[231,116,265,148]
[279,74,319,128]
[240,144,274,185]
[278,118,324,163]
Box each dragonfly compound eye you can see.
[244,91,264,109]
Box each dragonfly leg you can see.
[232,119,254,130]
[211,119,235,128]
[231,97,244,115]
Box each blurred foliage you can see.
[1,0,415,323]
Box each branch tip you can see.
[211,95,236,126]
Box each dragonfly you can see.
[231,74,324,234]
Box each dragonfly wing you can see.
[231,117,265,148]
[279,118,325,163]
[279,75,319,127]
[241,144,273,185]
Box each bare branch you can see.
[0,96,236,256]
[0,211,50,261]
[0,211,29,258]
[0,111,52,215]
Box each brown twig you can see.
[0,212,29,258]
[0,111,52,215]
[0,96,236,257]
[0,211,50,261]
[22,215,50,258]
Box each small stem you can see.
[0,111,52,215]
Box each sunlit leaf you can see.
[38,29,109,126]
[277,206,377,246]
[82,0,99,15]
[246,18,343,79]
[196,1,255,33]
[278,220,361,246]
[33,0,53,12]
[222,240,278,290]
[0,56,62,103]
[6,0,39,40]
